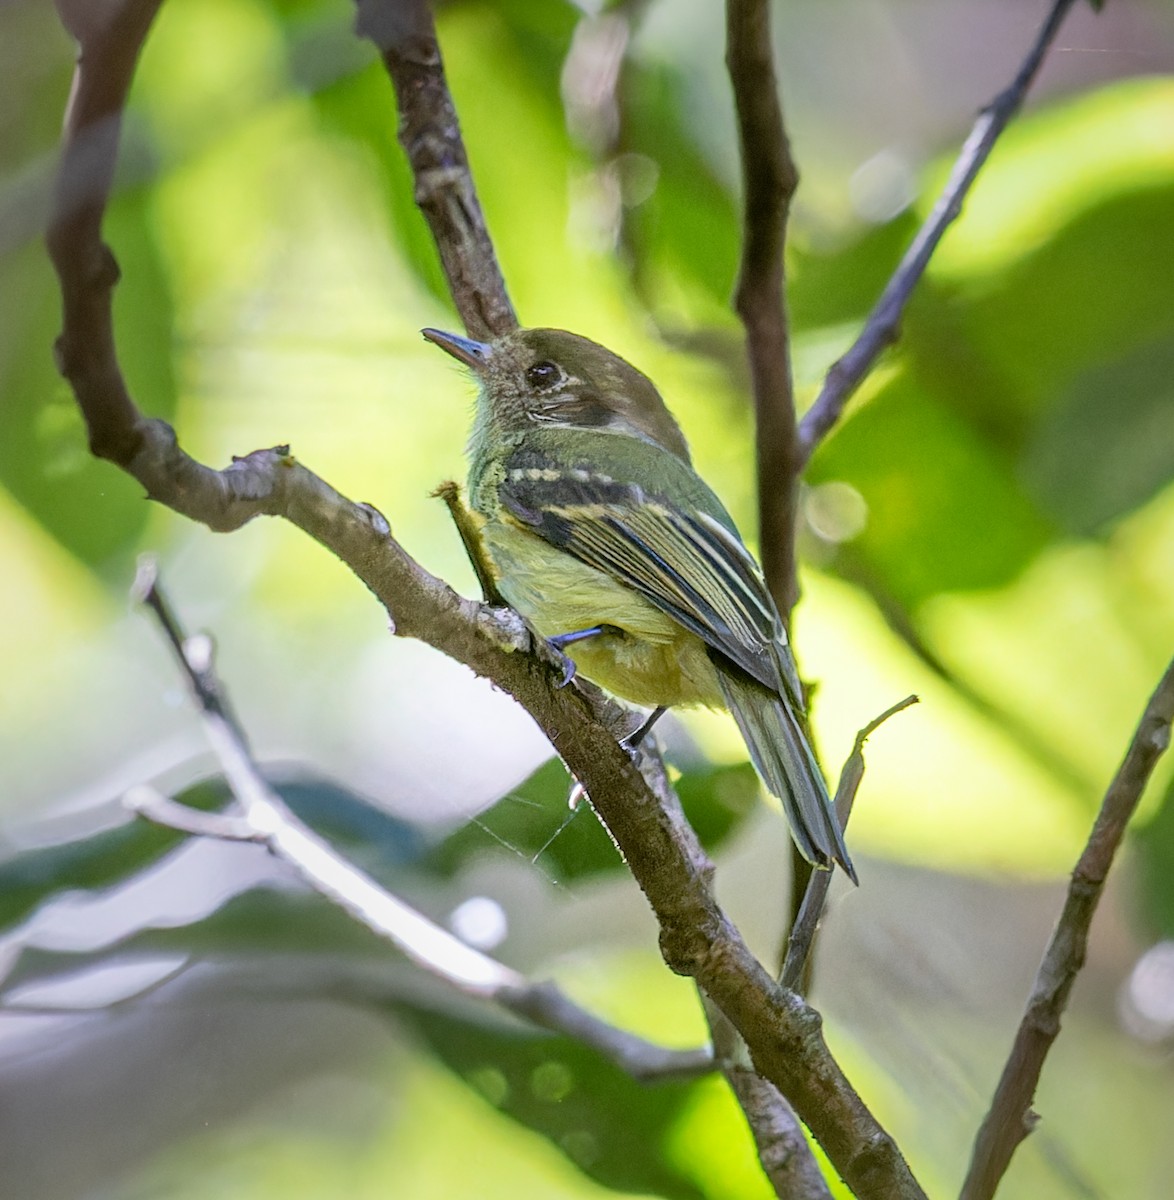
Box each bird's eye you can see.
[525,361,562,390]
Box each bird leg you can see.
[620,706,667,753]
[546,624,621,688]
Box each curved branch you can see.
[728,1069,832,1200]
[960,655,1174,1200]
[725,0,802,619]
[797,0,1083,463]
[46,0,164,463]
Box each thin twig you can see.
[705,1002,832,1199]
[727,1070,833,1199]
[47,7,926,1194]
[797,0,1083,463]
[960,655,1174,1200]
[781,696,919,993]
[353,0,517,339]
[725,0,803,619]
[130,565,714,1079]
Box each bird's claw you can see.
[552,646,577,689]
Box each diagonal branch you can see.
[46,4,926,1195]
[705,1003,832,1199]
[960,654,1174,1200]
[353,0,517,339]
[797,0,1084,464]
[725,0,803,620]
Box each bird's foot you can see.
[543,624,621,689]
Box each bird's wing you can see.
[498,445,796,698]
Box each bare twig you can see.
[725,0,803,619]
[727,1070,832,1199]
[797,0,1084,463]
[960,655,1174,1200]
[781,696,919,992]
[353,0,517,339]
[505,982,714,1084]
[130,567,713,1078]
[47,7,926,1195]
[706,1003,832,1199]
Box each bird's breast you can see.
[481,516,723,709]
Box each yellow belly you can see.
[483,518,723,709]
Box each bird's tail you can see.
[716,666,857,884]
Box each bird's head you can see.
[423,326,691,463]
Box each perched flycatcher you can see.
[423,326,854,881]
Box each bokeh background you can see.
[3,0,1174,1197]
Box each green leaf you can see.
[809,375,1056,608]
[1022,336,1174,534]
[789,210,922,331]
[0,181,177,573]
[400,1005,708,1200]
[0,777,222,936]
[620,61,740,315]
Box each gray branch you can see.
[725,0,803,619]
[706,1002,833,1199]
[782,696,919,993]
[960,654,1174,1200]
[353,0,518,339]
[797,0,1085,463]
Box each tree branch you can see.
[725,0,803,619]
[797,0,1084,463]
[725,0,820,994]
[46,0,164,464]
[728,1069,832,1200]
[46,5,926,1194]
[706,1003,832,1199]
[960,654,1174,1200]
[353,0,517,339]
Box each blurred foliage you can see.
[0,773,426,938]
[3,0,1174,1197]
[401,1007,708,1200]
[427,757,757,884]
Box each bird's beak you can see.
[421,328,493,371]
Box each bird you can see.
[422,325,855,881]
